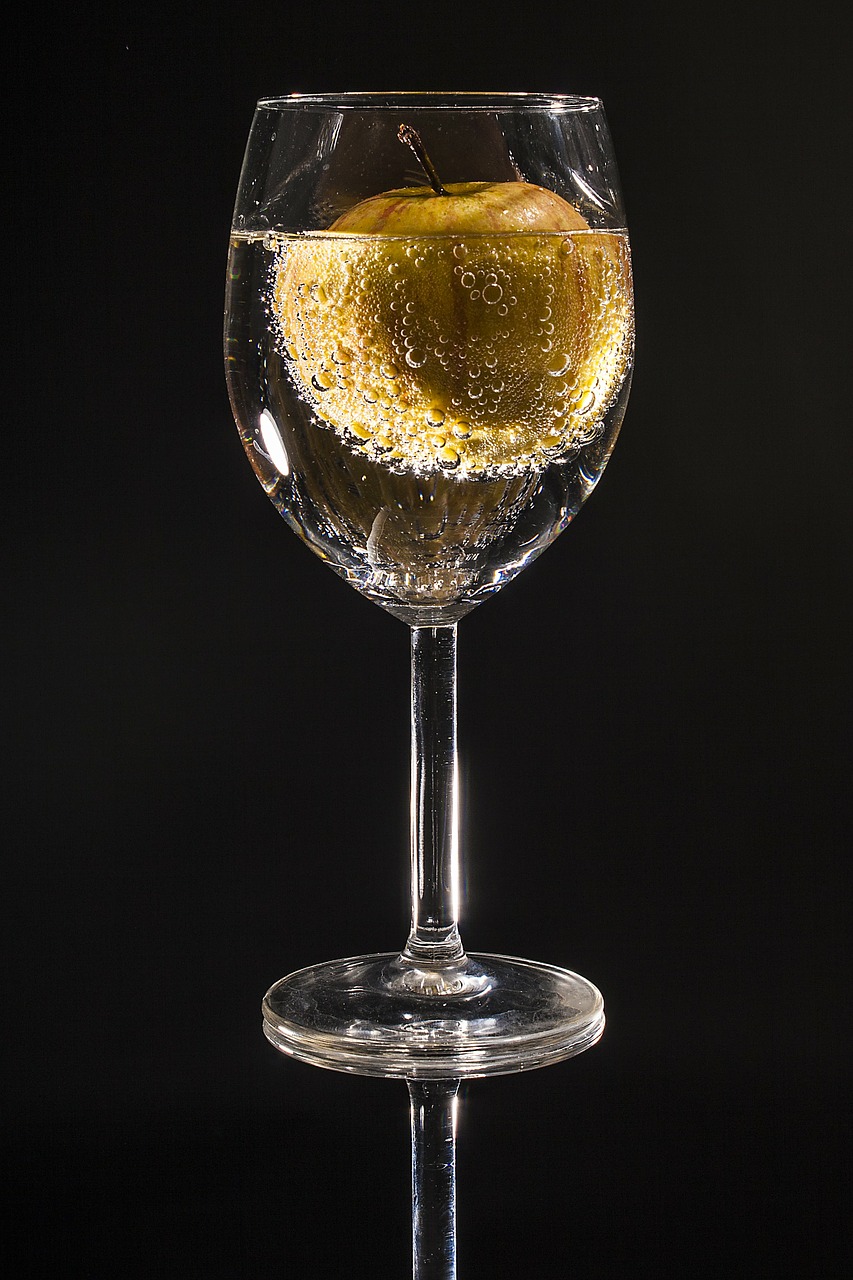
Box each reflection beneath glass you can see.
[409,1079,461,1280]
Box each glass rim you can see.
[255,91,602,113]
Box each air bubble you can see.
[426,406,446,426]
[482,283,503,304]
[405,348,427,368]
[460,272,476,289]
[546,353,572,377]
[380,362,399,379]
[311,371,335,391]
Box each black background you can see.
[5,3,851,1276]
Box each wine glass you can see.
[225,92,633,1078]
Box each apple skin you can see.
[273,181,632,474]
[329,181,589,234]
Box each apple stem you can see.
[398,124,449,197]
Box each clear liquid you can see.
[225,230,633,624]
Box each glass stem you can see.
[404,625,465,966]
[409,1079,460,1280]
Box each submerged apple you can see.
[273,126,633,474]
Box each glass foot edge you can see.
[262,951,605,1079]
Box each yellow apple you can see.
[272,149,633,475]
[329,179,590,235]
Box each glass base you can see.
[262,952,604,1079]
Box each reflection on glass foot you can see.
[262,952,604,1079]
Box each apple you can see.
[330,123,588,234]
[272,128,632,474]
[329,180,590,235]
